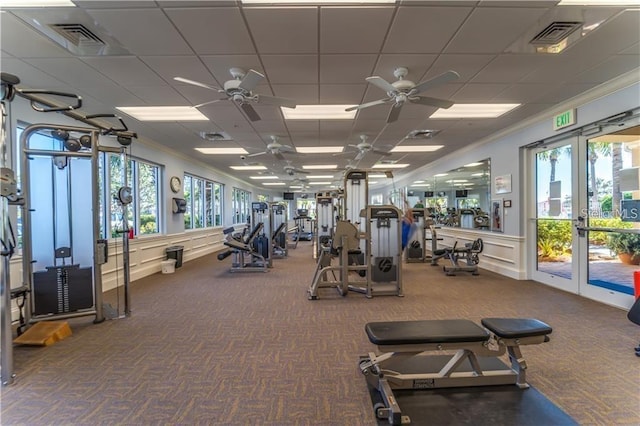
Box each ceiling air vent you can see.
[50,24,105,47]
[530,21,582,45]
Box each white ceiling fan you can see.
[247,136,296,161]
[336,135,391,161]
[283,160,309,176]
[346,67,459,123]
[174,67,296,122]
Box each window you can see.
[184,173,224,229]
[104,153,161,238]
[232,188,251,224]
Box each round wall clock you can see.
[170,176,182,193]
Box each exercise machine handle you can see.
[19,89,82,112]
[85,113,129,133]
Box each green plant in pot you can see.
[606,232,640,265]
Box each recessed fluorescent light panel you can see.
[302,165,338,170]
[559,0,639,4]
[372,164,409,169]
[431,104,520,119]
[390,145,444,153]
[230,165,267,171]
[464,162,483,167]
[242,0,394,3]
[116,106,208,121]
[250,176,279,180]
[2,0,75,6]
[434,173,448,177]
[282,105,356,120]
[306,175,334,179]
[296,146,344,154]
[195,148,248,154]
[367,174,388,178]
[308,182,332,185]
[263,182,286,186]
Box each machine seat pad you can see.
[433,249,448,256]
[365,319,489,346]
[481,318,552,339]
[224,239,250,252]
[348,249,362,255]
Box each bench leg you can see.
[377,378,409,425]
[507,345,529,389]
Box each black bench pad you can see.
[224,239,251,252]
[365,319,489,346]
[481,318,552,339]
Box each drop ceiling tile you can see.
[492,83,552,103]
[320,55,378,84]
[24,57,114,88]
[85,8,192,55]
[272,85,319,104]
[0,58,68,89]
[126,85,185,105]
[471,54,550,84]
[81,57,166,87]
[243,7,317,54]
[320,84,367,104]
[320,6,394,53]
[200,55,264,87]
[451,83,510,102]
[445,7,549,54]
[0,12,73,58]
[261,55,318,85]
[424,54,495,82]
[383,6,472,54]
[534,83,601,104]
[165,7,255,55]
[572,55,640,84]
[141,56,216,86]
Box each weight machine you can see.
[269,201,288,259]
[314,191,334,259]
[405,208,427,263]
[0,73,137,386]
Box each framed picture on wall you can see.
[495,174,512,194]
[491,199,503,232]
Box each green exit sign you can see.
[553,109,576,130]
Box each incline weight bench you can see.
[359,318,552,425]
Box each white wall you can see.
[376,73,640,279]
[4,95,281,322]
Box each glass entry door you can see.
[529,122,640,308]
[579,126,640,307]
[531,141,579,294]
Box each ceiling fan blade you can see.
[274,152,285,161]
[354,150,366,161]
[280,144,296,152]
[386,103,403,123]
[410,70,460,95]
[332,151,356,157]
[256,94,297,109]
[410,96,454,109]
[173,77,221,91]
[238,69,264,92]
[365,76,397,94]
[345,98,389,112]
[247,151,267,157]
[241,103,261,121]
[294,169,310,174]
[194,98,226,108]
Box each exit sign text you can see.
[553,109,576,130]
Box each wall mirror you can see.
[409,159,491,230]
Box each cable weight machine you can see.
[1,75,137,385]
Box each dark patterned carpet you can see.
[2,241,639,425]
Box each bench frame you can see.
[360,319,550,425]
